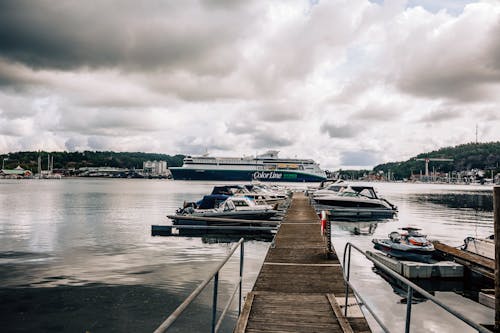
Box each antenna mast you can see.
[476,124,478,144]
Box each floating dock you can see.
[432,241,494,280]
[367,251,463,279]
[234,192,371,333]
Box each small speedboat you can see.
[174,195,280,224]
[372,227,435,263]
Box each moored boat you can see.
[462,235,494,260]
[173,195,280,225]
[312,185,397,220]
[372,227,435,263]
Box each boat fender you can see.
[320,211,327,236]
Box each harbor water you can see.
[0,179,495,332]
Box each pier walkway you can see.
[235,192,371,333]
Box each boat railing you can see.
[153,238,245,333]
[342,241,491,333]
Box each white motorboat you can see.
[211,185,289,207]
[174,195,280,225]
[312,185,397,220]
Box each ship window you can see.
[233,200,249,207]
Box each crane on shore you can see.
[415,158,454,177]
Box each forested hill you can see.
[0,151,185,170]
[373,142,500,180]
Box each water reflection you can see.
[414,192,493,211]
[0,180,496,332]
[334,221,382,235]
[372,267,430,304]
[372,264,469,304]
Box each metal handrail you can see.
[153,238,245,333]
[342,242,492,333]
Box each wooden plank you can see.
[433,241,494,270]
[326,294,355,333]
[166,215,281,225]
[263,262,341,267]
[234,292,255,333]
[336,296,364,318]
[494,186,500,332]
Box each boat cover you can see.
[196,195,230,209]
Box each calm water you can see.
[0,179,495,332]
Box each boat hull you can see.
[314,205,397,220]
[463,237,494,260]
[373,240,435,263]
[173,210,280,225]
[169,168,326,182]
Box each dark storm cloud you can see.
[173,137,233,155]
[87,136,109,151]
[340,151,379,166]
[255,105,304,123]
[0,0,254,73]
[486,21,500,71]
[350,104,401,121]
[226,122,257,135]
[56,108,162,136]
[225,120,293,149]
[65,137,86,151]
[418,108,463,123]
[251,133,293,149]
[320,123,358,138]
[398,69,500,102]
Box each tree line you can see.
[0,151,185,171]
[373,142,500,180]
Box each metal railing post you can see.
[344,244,352,316]
[153,238,245,333]
[405,286,413,333]
[211,272,219,333]
[239,242,244,316]
[327,218,332,253]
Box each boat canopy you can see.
[211,186,239,195]
[343,186,378,199]
[196,195,230,209]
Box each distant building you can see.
[0,166,33,179]
[143,160,168,176]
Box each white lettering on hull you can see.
[252,171,283,180]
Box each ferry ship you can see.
[169,150,327,182]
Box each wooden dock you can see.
[433,241,494,280]
[235,192,371,333]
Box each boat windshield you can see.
[358,188,376,198]
[223,200,236,211]
[338,191,360,197]
[232,198,252,207]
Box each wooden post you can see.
[494,186,500,332]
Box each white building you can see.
[143,160,168,176]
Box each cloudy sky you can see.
[0,0,499,169]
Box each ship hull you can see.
[169,168,326,182]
